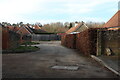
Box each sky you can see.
[0,0,119,24]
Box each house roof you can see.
[25,25,34,33]
[6,26,14,30]
[66,23,82,34]
[107,27,120,30]
[17,26,32,35]
[66,22,88,34]
[13,27,20,32]
[5,26,20,32]
[33,25,41,29]
[33,29,47,34]
[103,10,120,28]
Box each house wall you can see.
[77,25,88,32]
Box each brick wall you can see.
[76,29,97,56]
[61,34,76,49]
[61,28,119,56]
[2,28,21,50]
[61,28,97,56]
[2,28,9,49]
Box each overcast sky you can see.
[0,0,119,24]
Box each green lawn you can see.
[15,46,39,50]
[12,46,40,53]
[3,46,40,53]
[21,41,40,45]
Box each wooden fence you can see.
[31,34,61,41]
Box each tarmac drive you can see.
[2,41,118,78]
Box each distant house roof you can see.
[32,25,41,29]
[5,26,20,32]
[13,27,20,32]
[17,26,32,35]
[66,22,89,34]
[33,29,47,34]
[6,26,14,30]
[103,10,120,28]
[25,25,34,34]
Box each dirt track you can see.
[2,41,118,78]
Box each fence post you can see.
[96,29,102,56]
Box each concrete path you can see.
[98,56,120,74]
[2,41,118,78]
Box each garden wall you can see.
[61,28,120,56]
[61,28,97,56]
[61,34,76,49]
[2,28,21,50]
[97,28,120,56]
[76,28,97,56]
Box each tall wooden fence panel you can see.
[31,34,61,41]
[97,29,120,56]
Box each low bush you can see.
[3,46,40,53]
[21,41,40,45]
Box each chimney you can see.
[118,1,120,10]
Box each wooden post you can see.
[96,29,102,56]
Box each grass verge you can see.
[2,46,40,53]
[21,41,40,45]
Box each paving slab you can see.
[51,66,79,70]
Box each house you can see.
[5,26,20,32]
[16,26,32,35]
[16,26,32,43]
[32,25,41,29]
[103,10,120,30]
[6,26,14,30]
[97,10,120,56]
[13,26,20,32]
[24,25,34,34]
[66,22,89,34]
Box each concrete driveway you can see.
[2,41,118,78]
